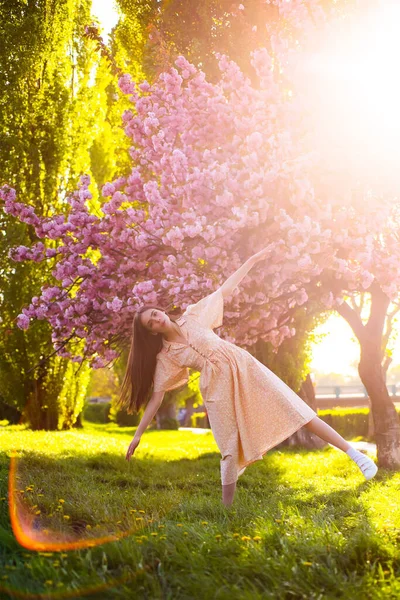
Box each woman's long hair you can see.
[115,304,182,415]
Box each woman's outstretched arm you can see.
[219,245,273,299]
[126,390,165,461]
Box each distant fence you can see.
[86,396,111,404]
[315,384,399,399]
[314,384,400,409]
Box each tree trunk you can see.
[155,394,178,429]
[368,353,394,439]
[276,373,327,449]
[72,412,83,428]
[182,395,196,427]
[359,344,400,469]
[23,372,45,431]
[333,281,400,469]
[367,398,374,439]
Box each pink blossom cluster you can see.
[2,0,399,366]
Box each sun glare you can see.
[91,0,120,38]
[300,1,400,194]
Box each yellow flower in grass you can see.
[158,524,165,529]
[86,525,92,530]
[232,533,240,538]
[45,580,53,585]
[253,536,262,542]
[52,561,60,567]
[151,532,158,536]
[58,499,65,504]
[35,510,41,515]
[138,510,145,514]
[63,515,70,520]
[184,532,188,536]
[61,553,68,558]
[176,523,183,527]
[275,519,282,523]
[215,534,222,540]
[130,509,137,513]
[38,494,44,497]
[201,521,208,525]
[241,536,251,541]
[135,517,143,521]
[302,562,313,566]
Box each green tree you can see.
[0,0,109,429]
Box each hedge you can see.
[318,406,400,440]
[190,406,400,441]
[82,401,141,426]
[82,401,112,424]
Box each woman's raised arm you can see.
[219,245,273,299]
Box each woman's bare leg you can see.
[303,416,351,452]
[222,481,237,506]
[221,418,352,505]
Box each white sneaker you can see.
[353,451,378,480]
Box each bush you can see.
[318,406,400,440]
[83,401,111,424]
[114,409,140,427]
[105,401,141,427]
[187,406,400,439]
[158,416,179,430]
[191,412,209,428]
[0,398,21,424]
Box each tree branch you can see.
[334,300,365,341]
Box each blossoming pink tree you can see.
[2,0,399,468]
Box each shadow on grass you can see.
[0,434,399,600]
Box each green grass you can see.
[0,421,399,599]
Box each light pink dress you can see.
[153,288,317,485]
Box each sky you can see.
[89,1,400,380]
[91,0,120,39]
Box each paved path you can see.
[350,440,377,454]
[178,427,377,454]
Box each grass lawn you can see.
[0,420,399,599]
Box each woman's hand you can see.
[250,243,274,264]
[126,436,141,461]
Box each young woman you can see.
[121,248,378,506]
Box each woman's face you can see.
[141,308,169,335]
